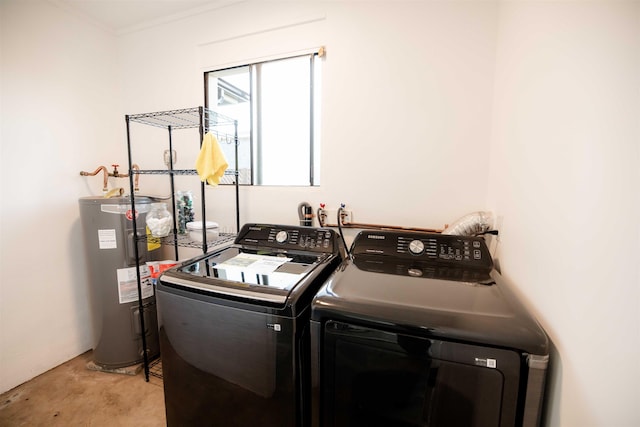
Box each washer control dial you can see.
[275,231,289,243]
[408,239,425,255]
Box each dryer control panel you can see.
[351,231,493,269]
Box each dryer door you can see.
[321,321,523,427]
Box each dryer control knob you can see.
[275,230,289,243]
[408,239,425,255]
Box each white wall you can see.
[117,1,498,232]
[0,0,122,391]
[1,1,639,426]
[488,2,640,426]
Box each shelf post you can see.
[199,107,208,253]
[167,125,179,260]
[126,114,151,382]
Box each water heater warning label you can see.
[117,266,153,304]
[98,229,117,249]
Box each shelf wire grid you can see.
[133,169,238,177]
[148,357,162,380]
[127,107,236,130]
[145,232,237,249]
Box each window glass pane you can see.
[207,66,252,184]
[258,57,310,186]
[312,57,322,185]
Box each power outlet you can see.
[340,210,353,225]
[323,209,353,225]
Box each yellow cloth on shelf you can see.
[195,132,228,186]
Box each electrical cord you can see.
[317,207,325,227]
[337,206,351,258]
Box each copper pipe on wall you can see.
[80,164,141,193]
[316,208,445,233]
[79,166,109,192]
[343,222,444,233]
[131,164,140,192]
[321,221,445,233]
[317,208,447,233]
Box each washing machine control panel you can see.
[235,223,338,254]
[352,231,493,269]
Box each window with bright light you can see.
[205,53,322,186]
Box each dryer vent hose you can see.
[442,211,494,236]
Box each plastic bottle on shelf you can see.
[147,203,173,237]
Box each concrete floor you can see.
[0,351,165,426]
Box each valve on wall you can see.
[317,203,327,227]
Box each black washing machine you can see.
[157,223,343,426]
[311,230,549,427]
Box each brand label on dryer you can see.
[474,357,497,368]
[367,234,386,240]
[365,249,384,254]
[267,323,281,332]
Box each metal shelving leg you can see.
[126,115,151,382]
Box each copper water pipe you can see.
[319,220,445,233]
[316,206,445,232]
[131,164,140,192]
[79,166,109,192]
[337,222,444,233]
[109,164,140,192]
[80,164,140,192]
